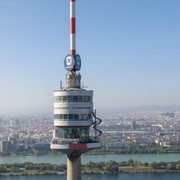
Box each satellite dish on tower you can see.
[64,54,75,71]
[74,54,81,71]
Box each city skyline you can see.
[0,0,180,113]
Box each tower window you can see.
[68,96,73,102]
[55,95,92,102]
[63,96,68,102]
[55,127,90,142]
[73,96,78,102]
[54,114,92,121]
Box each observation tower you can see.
[51,1,102,180]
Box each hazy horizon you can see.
[1,104,180,115]
[0,0,180,114]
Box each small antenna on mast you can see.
[60,81,63,90]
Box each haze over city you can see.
[0,0,180,114]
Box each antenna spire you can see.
[64,0,81,76]
[70,0,76,56]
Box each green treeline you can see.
[82,160,180,174]
[0,160,180,176]
[0,162,66,175]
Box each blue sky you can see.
[0,0,180,113]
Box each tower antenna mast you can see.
[64,0,81,76]
[70,0,76,56]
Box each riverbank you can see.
[0,160,180,176]
[0,153,180,165]
[1,150,180,157]
[1,144,180,156]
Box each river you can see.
[0,153,179,164]
[1,173,180,180]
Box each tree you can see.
[128,159,134,166]
[151,162,158,169]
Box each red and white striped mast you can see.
[70,0,76,75]
[64,0,81,76]
[70,0,76,56]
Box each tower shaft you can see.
[67,156,81,180]
[51,1,102,180]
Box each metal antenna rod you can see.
[70,0,76,56]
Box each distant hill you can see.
[98,105,180,113]
[125,105,180,112]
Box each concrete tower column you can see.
[67,155,81,180]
